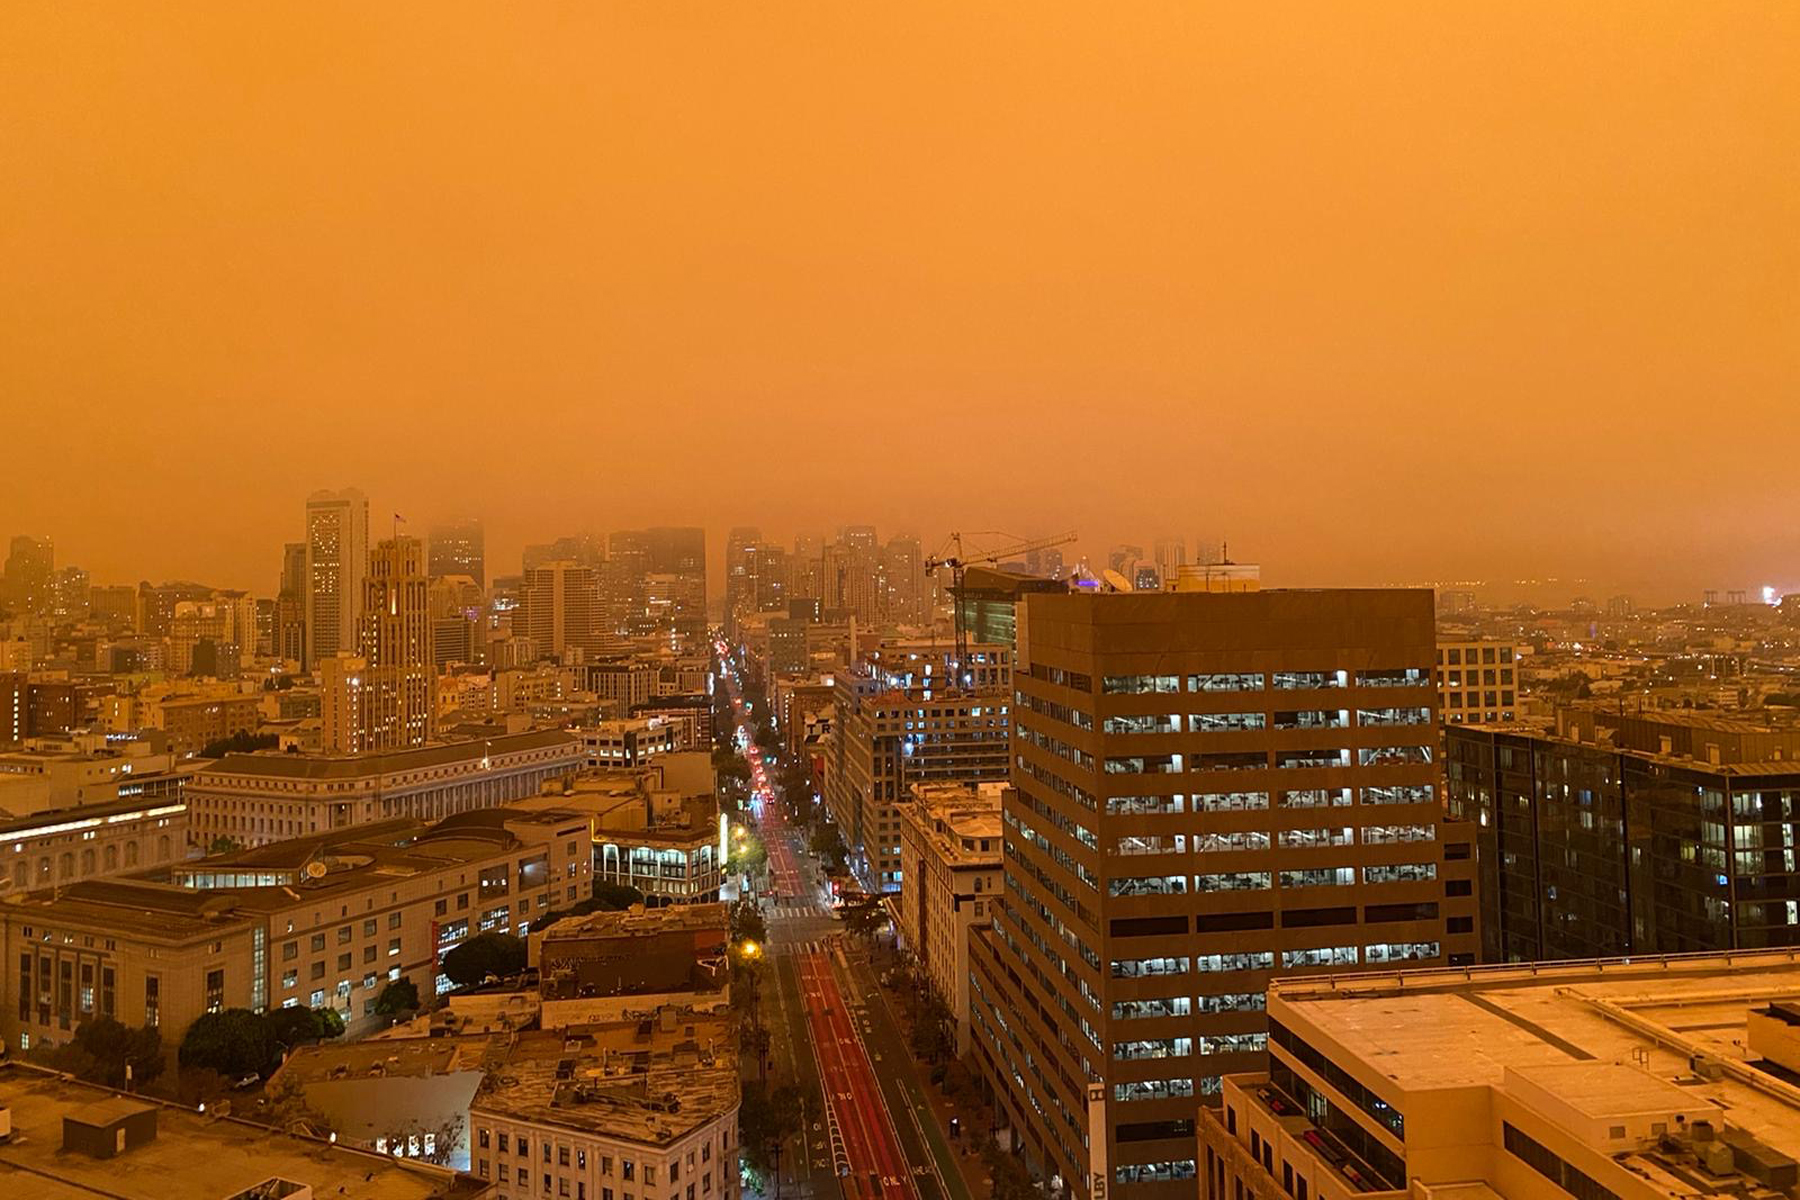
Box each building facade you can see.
[1436,638,1522,725]
[970,589,1477,1199]
[895,781,1002,1054]
[303,488,370,669]
[359,535,435,751]
[185,728,584,848]
[1446,708,1800,963]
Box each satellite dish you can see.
[1102,569,1134,594]
[303,860,328,881]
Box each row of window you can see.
[1115,825,1435,855]
[1108,863,1438,895]
[1104,746,1433,774]
[1104,785,1435,814]
[1102,670,1429,695]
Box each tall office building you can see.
[1435,638,1522,724]
[517,561,600,660]
[302,489,369,669]
[644,527,706,641]
[883,534,925,625]
[2,536,53,615]
[356,535,434,751]
[724,526,763,637]
[274,542,307,664]
[427,517,485,588]
[602,530,651,635]
[969,588,1476,1198]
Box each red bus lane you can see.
[798,949,914,1200]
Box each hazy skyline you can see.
[4,3,1796,603]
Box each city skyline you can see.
[3,4,1796,601]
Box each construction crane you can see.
[925,530,1077,680]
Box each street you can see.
[718,643,974,1200]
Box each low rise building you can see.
[1205,951,1800,1200]
[0,805,591,1049]
[532,903,729,1026]
[524,768,723,904]
[895,781,1003,1054]
[0,1060,493,1198]
[578,716,685,769]
[184,727,582,847]
[0,792,187,893]
[469,1010,740,1200]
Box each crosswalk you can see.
[770,937,832,957]
[768,901,828,921]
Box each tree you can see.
[739,1080,804,1177]
[198,730,280,758]
[808,823,848,872]
[729,899,767,947]
[264,1005,338,1053]
[40,1018,164,1089]
[441,932,526,988]
[374,978,421,1016]
[591,882,645,911]
[841,898,888,942]
[984,1142,1040,1200]
[180,1009,277,1078]
[207,835,243,855]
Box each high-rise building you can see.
[724,526,763,637]
[2,536,53,615]
[48,566,89,621]
[969,588,1476,1197]
[426,517,485,588]
[357,535,434,751]
[319,652,371,754]
[1447,707,1800,963]
[428,574,484,668]
[517,561,600,660]
[88,585,137,628]
[602,530,651,635]
[883,533,925,625]
[1153,536,1187,580]
[274,542,307,665]
[647,526,705,627]
[1203,951,1800,1200]
[826,639,1012,891]
[303,489,369,669]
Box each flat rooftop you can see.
[1272,951,1800,1162]
[276,1033,507,1086]
[0,1062,488,1198]
[539,901,728,943]
[196,728,577,781]
[473,1013,737,1147]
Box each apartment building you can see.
[970,589,1477,1200]
[1435,638,1521,724]
[1204,952,1800,1200]
[895,781,1003,1054]
[1446,707,1800,962]
[469,1011,739,1200]
[527,768,723,904]
[185,728,582,847]
[826,649,1011,891]
[0,806,591,1050]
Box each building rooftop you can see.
[1270,951,1800,1180]
[472,1012,737,1148]
[198,728,577,781]
[276,1033,508,1087]
[900,782,1004,864]
[0,1061,489,1198]
[538,901,729,943]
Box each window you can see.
[1110,875,1187,897]
[1190,712,1265,732]
[1278,827,1352,848]
[1364,941,1439,963]
[1359,745,1432,766]
[1356,668,1428,687]
[1273,671,1345,689]
[1113,1037,1192,1061]
[1196,871,1272,892]
[1281,867,1356,888]
[1503,1123,1621,1200]
[1192,791,1268,811]
[1189,673,1263,692]
[204,969,225,1013]
[1363,862,1437,884]
[1110,956,1189,979]
[1103,675,1179,694]
[1282,946,1358,968]
[1361,824,1436,845]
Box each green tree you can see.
[264,1006,336,1053]
[841,897,888,942]
[180,1009,277,1078]
[374,978,421,1016]
[42,1018,165,1089]
[984,1142,1040,1200]
[207,835,243,855]
[441,932,527,988]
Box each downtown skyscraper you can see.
[302,488,369,669]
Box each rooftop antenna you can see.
[1101,569,1133,594]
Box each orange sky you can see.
[2,2,1795,602]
